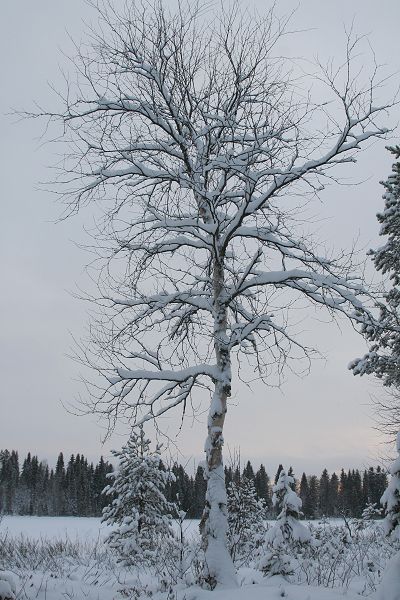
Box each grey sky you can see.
[0,1,399,475]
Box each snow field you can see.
[0,515,200,542]
[0,516,399,599]
[0,515,108,542]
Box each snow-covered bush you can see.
[377,551,400,600]
[296,517,400,594]
[381,431,400,541]
[376,433,400,600]
[257,469,312,577]
[102,427,177,568]
[158,510,202,588]
[0,573,15,600]
[362,502,382,522]
[227,476,267,565]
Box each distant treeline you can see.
[0,450,388,519]
[165,461,388,519]
[0,450,113,517]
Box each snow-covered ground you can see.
[1,515,108,542]
[0,515,201,541]
[0,515,349,541]
[0,516,398,600]
[183,579,366,600]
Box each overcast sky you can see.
[1,1,399,476]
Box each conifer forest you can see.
[0,449,389,520]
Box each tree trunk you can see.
[200,257,237,588]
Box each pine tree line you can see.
[0,450,388,519]
[0,450,113,516]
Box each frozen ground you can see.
[0,572,387,600]
[182,579,366,600]
[0,515,349,541]
[1,515,108,542]
[0,517,398,600]
[1,515,200,541]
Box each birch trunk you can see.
[200,256,237,588]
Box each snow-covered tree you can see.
[102,427,176,566]
[351,146,400,436]
[352,146,400,390]
[258,469,312,577]
[227,476,266,565]
[361,502,381,522]
[268,470,311,547]
[33,1,393,585]
[381,431,400,541]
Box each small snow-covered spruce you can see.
[269,469,311,546]
[381,431,400,541]
[362,502,381,522]
[227,475,267,565]
[258,469,312,577]
[353,501,382,532]
[102,426,176,567]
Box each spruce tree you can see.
[29,455,40,515]
[224,466,233,491]
[227,475,266,564]
[352,470,364,517]
[102,427,176,566]
[0,450,19,514]
[307,476,319,519]
[243,460,255,482]
[352,145,400,388]
[93,457,113,515]
[192,466,207,519]
[362,502,381,522]
[54,453,66,515]
[255,465,271,510]
[287,466,296,491]
[169,463,193,515]
[375,466,389,505]
[274,464,284,485]
[339,469,348,514]
[258,469,311,576]
[270,469,305,537]
[299,473,310,518]
[329,472,339,517]
[319,469,330,517]
[362,469,370,506]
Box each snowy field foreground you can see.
[0,515,109,542]
[183,579,369,600]
[0,516,399,600]
[0,515,350,540]
[0,515,201,541]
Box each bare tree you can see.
[371,389,400,440]
[32,1,393,587]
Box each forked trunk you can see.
[200,258,237,588]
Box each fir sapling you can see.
[102,426,177,568]
[257,469,313,577]
[227,475,267,565]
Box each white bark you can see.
[199,256,237,587]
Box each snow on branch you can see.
[31,1,394,435]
